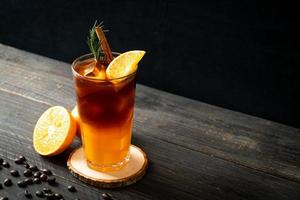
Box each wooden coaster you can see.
[67,145,148,188]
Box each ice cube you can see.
[110,76,134,92]
[82,63,95,76]
[83,63,107,80]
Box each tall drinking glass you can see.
[71,53,136,172]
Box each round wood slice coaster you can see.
[67,145,148,188]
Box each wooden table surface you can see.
[0,43,299,200]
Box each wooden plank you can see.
[0,89,300,200]
[0,43,300,184]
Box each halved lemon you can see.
[106,50,145,79]
[33,106,76,156]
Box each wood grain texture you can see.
[0,43,300,199]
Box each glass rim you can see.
[71,53,137,82]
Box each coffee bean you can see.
[33,171,41,178]
[0,183,2,189]
[24,163,30,169]
[0,158,3,163]
[24,190,32,199]
[10,169,20,177]
[29,165,38,171]
[2,161,10,168]
[102,193,113,200]
[14,155,26,164]
[41,169,52,175]
[0,197,8,200]
[54,193,62,198]
[14,159,22,164]
[35,190,44,198]
[14,158,23,164]
[67,185,76,192]
[75,198,80,200]
[47,177,56,185]
[19,155,26,162]
[24,169,32,177]
[33,177,41,184]
[45,193,54,199]
[40,174,48,182]
[24,178,33,185]
[3,178,12,187]
[43,188,52,193]
[17,180,26,188]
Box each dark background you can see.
[0,0,299,128]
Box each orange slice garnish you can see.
[106,50,145,79]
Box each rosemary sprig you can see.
[87,20,105,61]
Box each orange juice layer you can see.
[80,113,133,166]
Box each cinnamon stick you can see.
[95,26,113,66]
